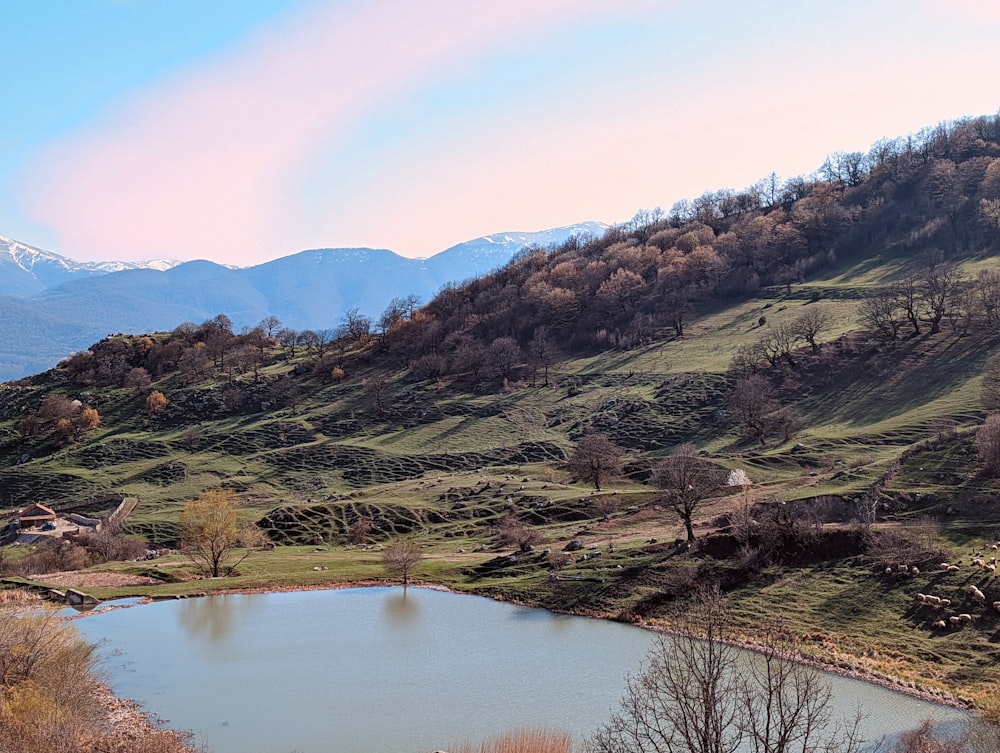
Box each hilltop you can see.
[2,112,1000,714]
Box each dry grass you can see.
[441,728,573,753]
[0,588,41,606]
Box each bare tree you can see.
[124,367,152,394]
[259,315,282,339]
[859,289,904,340]
[729,375,778,445]
[495,516,541,552]
[976,413,1000,476]
[348,518,373,545]
[588,591,869,753]
[488,336,523,381]
[568,433,625,491]
[652,444,726,542]
[981,352,1000,411]
[792,306,833,354]
[365,374,391,418]
[529,326,559,386]
[588,590,743,753]
[382,538,422,586]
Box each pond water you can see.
[72,587,966,753]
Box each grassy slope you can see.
[3,253,1000,714]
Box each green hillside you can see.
[3,113,1000,716]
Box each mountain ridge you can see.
[0,222,607,381]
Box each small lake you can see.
[71,587,966,753]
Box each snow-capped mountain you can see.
[425,222,607,283]
[0,235,179,297]
[0,223,607,381]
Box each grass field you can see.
[3,264,1000,716]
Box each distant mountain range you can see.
[0,223,606,381]
[0,236,179,297]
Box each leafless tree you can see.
[792,306,833,354]
[588,590,743,753]
[365,374,391,418]
[729,375,778,445]
[568,433,625,491]
[652,444,726,542]
[588,591,870,753]
[919,258,963,334]
[495,516,540,552]
[382,538,422,586]
[976,413,1000,476]
[124,367,152,394]
[259,314,282,339]
[981,352,1000,411]
[348,518,372,545]
[488,336,523,381]
[529,326,559,386]
[859,289,904,340]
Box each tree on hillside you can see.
[259,314,282,339]
[976,413,1000,477]
[652,444,726,543]
[982,352,1000,411]
[146,390,169,417]
[568,433,625,491]
[858,288,904,340]
[179,489,268,578]
[529,326,559,386]
[588,589,868,753]
[365,374,391,417]
[729,375,779,445]
[495,516,541,553]
[124,366,152,394]
[381,538,422,586]
[488,336,523,381]
[791,306,833,353]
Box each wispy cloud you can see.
[19,0,657,263]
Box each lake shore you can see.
[69,576,974,719]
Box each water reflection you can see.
[383,588,420,629]
[177,594,258,646]
[74,587,967,753]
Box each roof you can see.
[19,503,56,521]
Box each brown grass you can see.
[442,728,573,753]
[0,588,41,605]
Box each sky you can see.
[2,0,1000,266]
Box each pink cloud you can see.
[925,0,1000,21]
[19,0,659,264]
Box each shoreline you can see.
[94,680,199,752]
[67,577,975,717]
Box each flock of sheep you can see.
[903,546,1000,630]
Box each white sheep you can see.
[946,565,960,572]
[915,593,928,603]
[940,562,952,570]
[949,615,962,627]
[884,566,894,575]
[959,613,973,624]
[925,595,941,605]
[898,563,908,573]
[932,619,947,629]
[969,586,986,603]
[939,598,951,608]
[993,601,1000,613]
[910,566,920,575]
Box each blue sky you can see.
[3,0,999,265]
